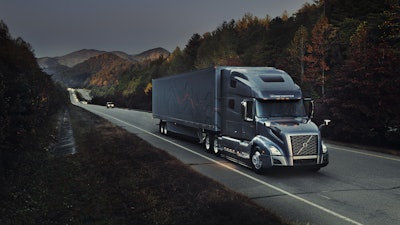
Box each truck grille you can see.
[290,135,318,156]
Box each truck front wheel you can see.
[251,147,265,174]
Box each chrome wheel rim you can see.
[205,135,210,150]
[252,151,262,170]
[213,138,219,154]
[163,124,167,135]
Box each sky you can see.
[0,0,311,58]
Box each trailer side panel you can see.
[152,67,220,131]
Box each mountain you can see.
[36,57,69,76]
[52,52,132,88]
[38,47,170,70]
[43,47,170,88]
[110,51,138,62]
[56,49,107,67]
[132,47,170,62]
[38,49,104,68]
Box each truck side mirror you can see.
[319,119,331,130]
[303,98,314,120]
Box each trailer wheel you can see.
[163,123,168,135]
[251,146,265,174]
[160,122,168,135]
[212,135,220,156]
[204,134,213,152]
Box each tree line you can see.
[0,21,68,178]
[100,0,399,148]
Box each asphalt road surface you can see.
[71,98,400,225]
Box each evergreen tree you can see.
[184,33,203,70]
[166,47,186,75]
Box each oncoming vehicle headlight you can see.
[322,142,328,153]
[269,145,281,155]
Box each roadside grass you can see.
[1,105,293,225]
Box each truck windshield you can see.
[256,99,306,118]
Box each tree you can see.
[281,10,289,21]
[327,21,400,146]
[380,1,400,49]
[286,25,308,84]
[166,47,186,75]
[184,33,203,70]
[194,20,241,68]
[0,20,68,175]
[304,16,333,97]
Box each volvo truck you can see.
[152,67,329,173]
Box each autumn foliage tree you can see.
[304,16,334,97]
[327,21,400,146]
[286,25,308,84]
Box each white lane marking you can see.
[328,144,400,162]
[319,194,332,200]
[92,110,363,225]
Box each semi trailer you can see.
[152,67,329,173]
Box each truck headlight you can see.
[269,145,281,155]
[322,142,328,153]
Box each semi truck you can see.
[152,67,329,173]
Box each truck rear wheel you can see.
[159,122,168,135]
[212,135,220,156]
[251,147,265,174]
[204,133,213,152]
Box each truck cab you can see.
[217,67,329,173]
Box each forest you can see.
[92,0,399,148]
[0,21,68,177]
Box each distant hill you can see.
[38,49,105,72]
[38,47,170,69]
[57,49,107,67]
[133,47,170,62]
[38,47,170,87]
[52,52,132,88]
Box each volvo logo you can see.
[296,137,313,155]
[296,142,308,155]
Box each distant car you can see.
[106,102,115,108]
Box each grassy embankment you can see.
[1,105,293,225]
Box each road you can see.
[71,99,400,225]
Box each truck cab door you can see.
[241,99,256,141]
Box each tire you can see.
[251,147,265,174]
[212,135,220,156]
[159,122,168,135]
[163,123,168,135]
[204,133,213,152]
